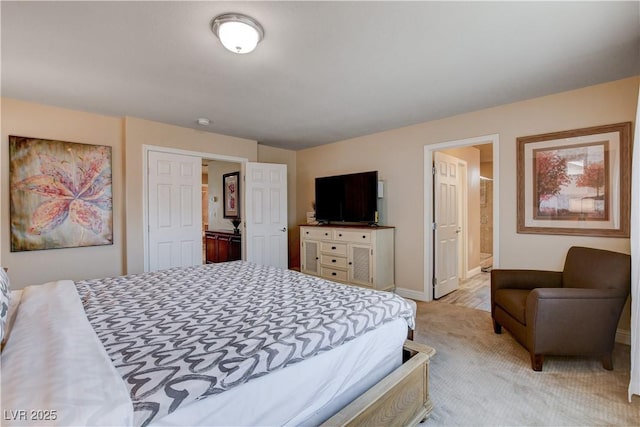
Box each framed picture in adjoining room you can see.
[223,171,240,219]
[9,135,113,251]
[517,122,631,237]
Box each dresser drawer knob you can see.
[331,246,336,250]
[325,232,329,236]
[362,235,366,239]
[338,233,342,237]
[332,272,337,276]
[331,259,336,263]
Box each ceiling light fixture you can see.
[196,118,211,126]
[211,13,264,54]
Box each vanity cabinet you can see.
[205,230,241,263]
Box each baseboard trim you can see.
[466,266,482,278]
[616,328,631,345]
[395,287,430,302]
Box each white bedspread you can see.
[75,261,414,426]
[1,280,133,426]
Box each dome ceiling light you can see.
[211,13,264,54]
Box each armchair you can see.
[491,246,630,371]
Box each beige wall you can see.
[441,146,481,274]
[296,77,638,303]
[1,98,125,288]
[124,117,257,274]
[0,104,294,284]
[257,144,298,268]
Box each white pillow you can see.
[0,268,10,344]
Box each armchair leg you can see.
[531,353,544,371]
[602,353,613,370]
[492,319,502,334]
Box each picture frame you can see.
[9,135,113,251]
[517,122,631,237]
[222,171,240,219]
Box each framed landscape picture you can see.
[517,122,631,237]
[9,136,113,251]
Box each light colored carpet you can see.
[414,301,640,426]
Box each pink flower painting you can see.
[9,136,113,251]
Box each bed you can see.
[1,261,434,426]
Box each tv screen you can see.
[315,171,378,223]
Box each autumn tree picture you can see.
[532,142,608,220]
[517,122,630,237]
[576,162,606,197]
[534,151,571,209]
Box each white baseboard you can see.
[616,328,631,345]
[466,266,482,278]
[395,287,430,302]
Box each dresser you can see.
[300,225,395,291]
[205,230,241,263]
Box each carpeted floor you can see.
[414,301,640,426]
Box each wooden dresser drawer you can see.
[321,267,348,282]
[320,241,347,256]
[320,254,348,269]
[334,230,372,244]
[301,227,333,240]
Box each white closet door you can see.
[147,151,202,272]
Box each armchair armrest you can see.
[491,270,562,316]
[525,287,628,355]
[491,269,562,291]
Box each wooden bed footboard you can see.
[321,340,436,427]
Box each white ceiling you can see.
[2,1,638,150]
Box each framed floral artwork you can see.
[223,171,240,219]
[9,136,113,251]
[517,122,631,237]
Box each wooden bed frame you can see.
[322,340,436,427]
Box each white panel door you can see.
[245,162,288,269]
[434,151,460,298]
[148,151,202,272]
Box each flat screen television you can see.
[315,171,378,224]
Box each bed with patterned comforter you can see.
[2,261,415,426]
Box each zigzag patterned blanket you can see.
[75,261,414,426]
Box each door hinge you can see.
[432,277,438,286]
[432,222,437,230]
[432,165,436,175]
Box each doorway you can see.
[424,134,499,301]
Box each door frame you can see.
[456,160,469,280]
[142,144,248,272]
[423,134,500,301]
